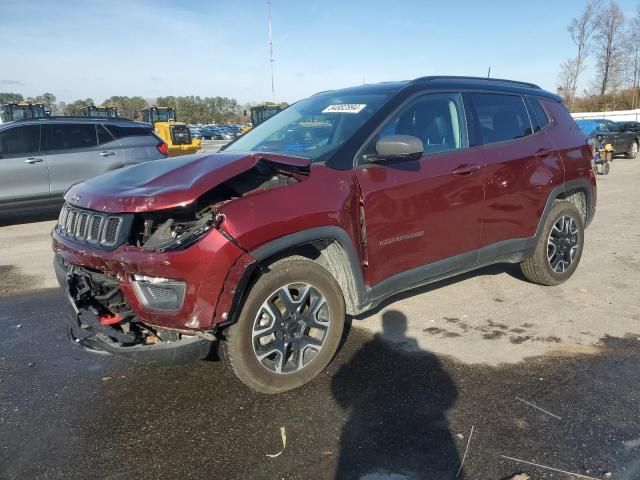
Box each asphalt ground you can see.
[1,157,639,479]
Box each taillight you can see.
[157,142,168,156]
[588,138,596,159]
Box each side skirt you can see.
[359,236,536,314]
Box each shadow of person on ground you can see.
[332,310,462,480]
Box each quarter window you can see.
[45,124,97,151]
[106,124,153,139]
[528,97,550,131]
[97,125,114,145]
[470,93,532,145]
[377,92,468,156]
[0,125,40,157]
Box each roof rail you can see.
[412,76,541,89]
[13,116,135,122]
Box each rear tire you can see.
[520,201,584,286]
[626,141,638,159]
[222,258,345,394]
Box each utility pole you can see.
[268,0,275,104]
[487,66,491,78]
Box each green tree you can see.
[0,92,24,105]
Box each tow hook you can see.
[99,313,125,325]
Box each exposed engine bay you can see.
[131,159,304,252]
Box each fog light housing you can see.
[131,275,186,311]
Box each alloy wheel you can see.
[252,283,330,374]
[547,215,580,273]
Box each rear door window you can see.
[469,93,533,145]
[106,124,153,139]
[44,123,97,151]
[0,125,40,157]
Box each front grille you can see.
[56,204,132,250]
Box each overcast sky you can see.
[1,0,639,104]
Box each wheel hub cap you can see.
[547,215,579,273]
[252,283,330,374]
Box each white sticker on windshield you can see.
[322,104,367,114]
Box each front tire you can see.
[520,201,585,286]
[222,258,345,394]
[626,140,638,159]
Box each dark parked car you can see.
[617,120,640,133]
[53,76,596,393]
[575,118,639,158]
[0,117,167,214]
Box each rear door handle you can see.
[452,164,482,176]
[25,157,43,164]
[534,150,554,158]
[100,151,116,157]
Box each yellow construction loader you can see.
[80,105,118,118]
[141,106,201,157]
[0,102,48,122]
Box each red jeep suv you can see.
[53,76,596,393]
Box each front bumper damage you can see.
[55,255,213,364]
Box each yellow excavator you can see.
[80,105,118,118]
[0,102,48,122]
[141,106,201,157]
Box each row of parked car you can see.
[575,118,640,159]
[189,124,243,140]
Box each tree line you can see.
[559,0,640,112]
[0,92,278,124]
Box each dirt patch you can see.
[535,336,562,343]
[483,331,507,340]
[510,335,533,344]
[423,327,447,335]
[0,265,44,298]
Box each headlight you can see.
[139,209,215,253]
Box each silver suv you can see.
[0,117,168,214]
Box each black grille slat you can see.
[102,217,122,245]
[76,213,89,239]
[88,215,102,242]
[56,204,129,250]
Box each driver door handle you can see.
[25,157,43,164]
[99,151,116,157]
[452,164,482,176]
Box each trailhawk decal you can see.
[379,231,425,247]
[322,104,367,114]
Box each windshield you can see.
[226,93,390,161]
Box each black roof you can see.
[314,75,560,102]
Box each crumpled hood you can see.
[65,151,311,213]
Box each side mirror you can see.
[368,135,423,163]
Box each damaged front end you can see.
[54,154,310,363]
[131,158,305,252]
[63,262,213,364]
